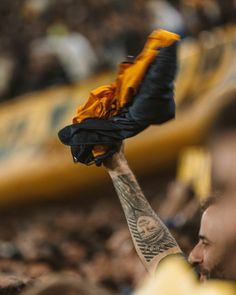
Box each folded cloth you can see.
[58,29,180,166]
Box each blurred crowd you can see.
[0,87,231,295]
[0,175,201,295]
[0,0,235,102]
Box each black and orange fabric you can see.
[58,29,180,166]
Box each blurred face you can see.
[188,201,236,282]
[210,133,236,198]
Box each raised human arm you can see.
[104,146,182,273]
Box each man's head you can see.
[188,196,236,282]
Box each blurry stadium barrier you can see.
[0,26,236,205]
[176,25,236,105]
[186,28,233,99]
[175,38,201,105]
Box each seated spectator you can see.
[42,23,98,82]
[146,0,186,36]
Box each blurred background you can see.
[0,0,235,294]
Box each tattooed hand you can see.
[104,144,182,272]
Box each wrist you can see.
[104,154,129,174]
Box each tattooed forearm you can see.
[109,172,181,268]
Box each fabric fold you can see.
[58,29,180,166]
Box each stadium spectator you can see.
[32,23,98,82]
[146,0,186,36]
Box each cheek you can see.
[203,245,224,270]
